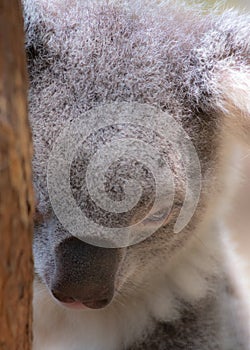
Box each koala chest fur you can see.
[23,0,250,349]
[32,228,250,350]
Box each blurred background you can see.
[191,0,250,10]
[196,0,250,280]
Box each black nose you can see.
[50,237,121,309]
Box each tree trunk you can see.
[0,1,34,349]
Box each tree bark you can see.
[0,1,34,349]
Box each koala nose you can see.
[51,237,121,309]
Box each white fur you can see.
[33,225,222,350]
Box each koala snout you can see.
[51,237,121,309]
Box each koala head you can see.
[23,0,250,310]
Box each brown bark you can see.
[0,1,34,349]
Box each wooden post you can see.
[0,1,34,349]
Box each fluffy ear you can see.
[215,67,250,146]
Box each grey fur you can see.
[23,1,250,349]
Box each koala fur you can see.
[23,0,250,349]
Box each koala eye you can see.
[33,207,51,226]
[143,209,170,224]
[34,207,43,224]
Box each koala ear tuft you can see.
[215,67,250,145]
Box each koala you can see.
[22,0,250,349]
